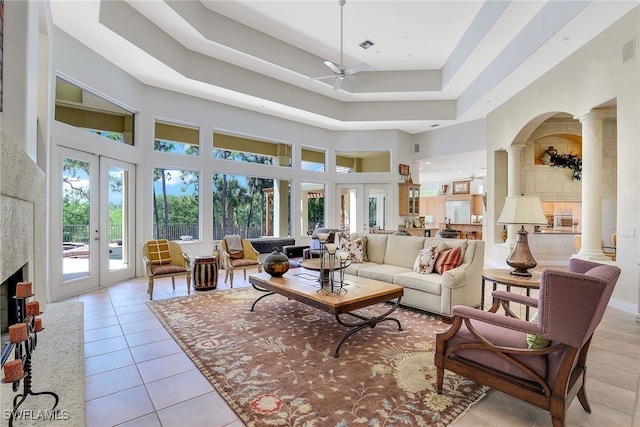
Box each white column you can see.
[574,109,610,260]
[505,144,524,246]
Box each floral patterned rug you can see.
[147,286,487,426]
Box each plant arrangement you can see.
[549,152,582,181]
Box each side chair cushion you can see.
[229,258,260,268]
[449,320,548,381]
[147,239,171,265]
[526,312,551,349]
[150,265,188,275]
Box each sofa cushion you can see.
[413,246,440,274]
[394,271,443,295]
[357,264,412,284]
[360,234,388,264]
[344,261,379,276]
[385,235,427,268]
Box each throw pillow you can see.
[413,245,440,274]
[441,246,463,273]
[433,246,451,274]
[147,239,171,265]
[526,312,551,349]
[342,237,365,263]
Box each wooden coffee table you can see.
[248,268,404,357]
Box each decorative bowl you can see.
[180,235,193,241]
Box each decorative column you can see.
[505,144,525,246]
[574,109,611,260]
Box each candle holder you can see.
[1,292,58,427]
[317,233,330,288]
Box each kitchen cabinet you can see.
[435,197,446,225]
[542,202,554,215]
[472,194,484,216]
[398,183,421,216]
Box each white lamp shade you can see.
[497,196,548,225]
[325,243,338,254]
[317,232,330,243]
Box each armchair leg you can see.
[577,385,591,413]
[229,271,234,288]
[171,277,176,290]
[187,273,192,295]
[148,279,154,301]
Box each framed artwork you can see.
[452,180,470,195]
[398,164,410,177]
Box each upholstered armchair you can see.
[142,239,191,300]
[220,235,262,287]
[435,259,620,427]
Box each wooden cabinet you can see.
[542,202,554,215]
[399,183,421,216]
[435,196,446,225]
[472,194,484,215]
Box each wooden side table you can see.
[481,269,541,319]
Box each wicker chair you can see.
[220,236,262,287]
[142,239,191,300]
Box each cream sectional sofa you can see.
[345,233,485,319]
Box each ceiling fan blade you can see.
[311,75,337,81]
[323,60,341,74]
[332,77,344,91]
[345,62,369,75]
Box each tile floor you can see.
[64,273,640,427]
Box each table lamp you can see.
[497,195,548,277]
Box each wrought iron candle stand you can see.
[1,293,58,427]
[316,232,330,287]
[323,245,348,295]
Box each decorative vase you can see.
[540,146,557,165]
[440,184,448,195]
[263,248,290,277]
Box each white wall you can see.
[485,7,640,312]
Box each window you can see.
[213,173,291,239]
[301,182,325,235]
[55,77,135,145]
[301,147,325,172]
[155,120,199,156]
[153,168,199,240]
[335,151,391,173]
[213,132,292,167]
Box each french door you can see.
[54,147,136,298]
[335,184,389,234]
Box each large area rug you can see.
[147,286,487,427]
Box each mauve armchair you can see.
[435,258,621,427]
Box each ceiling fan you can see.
[462,165,486,181]
[311,0,369,91]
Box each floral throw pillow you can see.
[342,238,365,263]
[413,245,440,274]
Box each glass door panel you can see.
[61,150,99,292]
[100,157,136,284]
[366,186,388,231]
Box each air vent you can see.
[359,40,375,49]
[622,38,635,63]
[414,144,420,153]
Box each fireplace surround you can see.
[0,130,46,312]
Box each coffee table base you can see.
[250,284,402,357]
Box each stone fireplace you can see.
[0,130,47,325]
